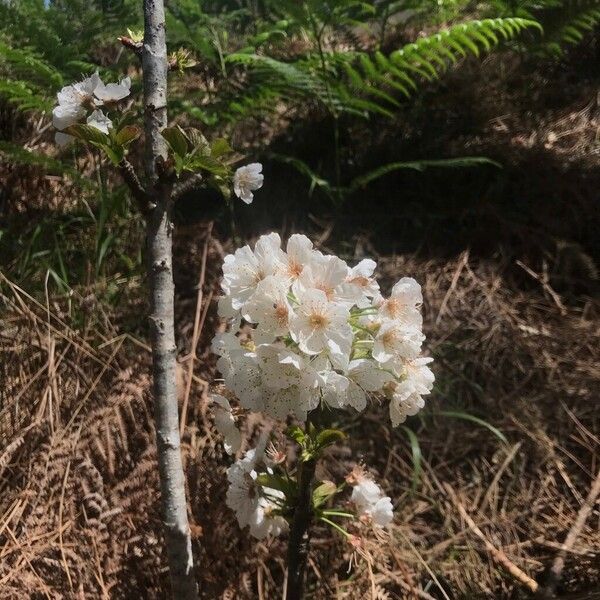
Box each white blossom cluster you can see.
[225,436,288,539]
[211,233,434,427]
[52,72,131,146]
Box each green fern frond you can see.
[0,141,86,184]
[0,41,64,89]
[344,18,542,107]
[348,157,501,190]
[0,79,52,112]
[552,0,600,49]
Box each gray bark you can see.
[142,1,198,597]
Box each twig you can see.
[443,483,539,593]
[379,566,439,600]
[436,250,469,325]
[118,36,142,57]
[516,260,567,316]
[537,468,600,598]
[172,173,203,202]
[179,225,213,437]
[118,159,151,215]
[396,529,451,600]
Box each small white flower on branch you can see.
[53,72,101,130]
[233,162,264,204]
[348,468,394,527]
[52,72,132,143]
[226,446,288,539]
[386,357,435,426]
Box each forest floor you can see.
[1,41,599,599]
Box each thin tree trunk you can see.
[286,456,316,600]
[142,1,198,597]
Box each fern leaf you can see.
[347,17,541,111]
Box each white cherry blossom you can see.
[338,258,379,307]
[372,320,424,364]
[53,72,101,131]
[243,275,292,339]
[211,394,242,455]
[52,72,131,145]
[388,384,426,426]
[281,234,317,280]
[401,357,435,395]
[293,253,348,299]
[233,163,264,204]
[52,101,86,131]
[226,447,287,539]
[349,471,394,527]
[386,357,434,425]
[93,76,131,103]
[289,287,352,363]
[377,277,423,327]
[222,233,283,309]
[86,109,112,134]
[211,232,433,426]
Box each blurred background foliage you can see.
[0,0,598,299]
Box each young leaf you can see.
[98,144,123,166]
[210,138,232,158]
[65,124,110,146]
[184,128,210,155]
[286,425,306,445]
[315,428,347,451]
[115,125,141,147]
[161,126,188,158]
[255,473,295,497]
[312,480,337,509]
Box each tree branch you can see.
[172,173,203,202]
[118,159,151,215]
[286,450,316,600]
[118,36,143,58]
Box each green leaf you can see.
[65,124,110,146]
[97,144,123,166]
[315,428,347,451]
[312,480,337,509]
[255,473,295,497]
[184,128,210,154]
[435,410,508,444]
[210,137,232,158]
[184,154,228,176]
[115,125,141,147]
[161,126,189,158]
[349,157,501,190]
[286,425,306,445]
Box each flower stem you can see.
[286,432,317,600]
[320,516,351,538]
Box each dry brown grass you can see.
[0,243,598,599]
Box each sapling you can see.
[50,1,263,595]
[210,233,434,599]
